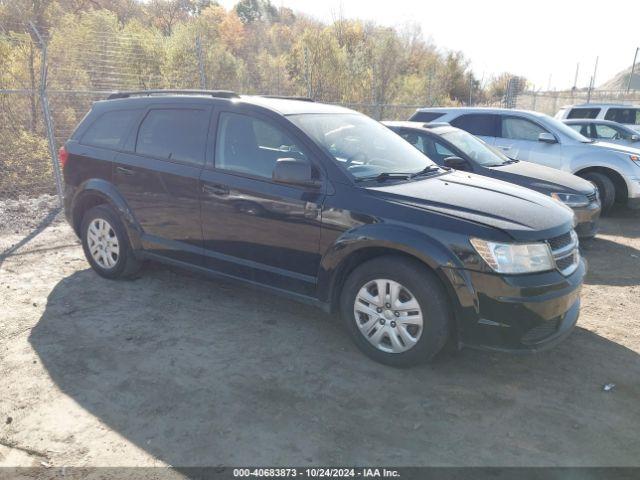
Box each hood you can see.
[590,141,640,155]
[485,160,594,195]
[368,171,574,241]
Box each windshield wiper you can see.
[410,165,442,178]
[355,172,414,182]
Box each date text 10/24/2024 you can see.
[232,468,401,478]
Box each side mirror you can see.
[538,132,557,144]
[443,156,470,171]
[272,157,320,188]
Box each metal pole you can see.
[587,76,593,103]
[29,21,63,208]
[626,47,639,94]
[195,36,206,89]
[591,56,599,91]
[573,63,580,89]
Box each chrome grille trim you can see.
[548,230,580,276]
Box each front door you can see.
[113,104,211,264]
[493,115,562,168]
[199,108,325,297]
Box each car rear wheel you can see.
[340,256,450,367]
[81,205,141,279]
[582,172,615,213]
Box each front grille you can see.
[521,319,561,345]
[548,232,573,251]
[547,230,579,276]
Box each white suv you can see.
[410,107,640,212]
[555,103,640,133]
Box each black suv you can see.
[62,90,585,366]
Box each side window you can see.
[136,109,209,165]
[567,124,591,137]
[501,117,547,141]
[399,130,426,154]
[567,108,600,119]
[604,108,640,125]
[450,114,498,137]
[594,124,619,139]
[81,109,140,149]
[215,112,307,179]
[409,111,445,122]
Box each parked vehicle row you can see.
[555,103,640,132]
[410,107,640,212]
[62,91,585,367]
[383,121,601,238]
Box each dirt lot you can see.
[1,207,639,468]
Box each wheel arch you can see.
[573,166,628,202]
[71,179,142,249]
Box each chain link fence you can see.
[2,20,639,240]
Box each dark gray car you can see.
[384,121,601,238]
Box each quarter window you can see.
[450,114,498,137]
[81,110,140,149]
[501,117,547,141]
[567,108,600,119]
[215,112,307,179]
[136,109,209,165]
[604,108,640,125]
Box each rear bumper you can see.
[444,258,585,353]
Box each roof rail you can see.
[258,95,315,102]
[106,89,239,100]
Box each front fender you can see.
[70,179,143,249]
[317,223,466,304]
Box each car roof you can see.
[564,119,620,125]
[560,103,638,108]
[414,106,548,117]
[94,92,355,116]
[382,120,455,134]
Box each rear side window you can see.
[604,108,640,125]
[450,114,498,137]
[136,109,209,165]
[409,111,445,122]
[568,123,592,137]
[215,112,307,179]
[81,109,140,149]
[567,108,600,119]
[501,117,547,141]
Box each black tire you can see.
[582,172,615,213]
[80,205,142,279]
[340,255,451,367]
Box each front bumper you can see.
[443,258,585,353]
[572,202,600,238]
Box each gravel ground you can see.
[0,207,639,469]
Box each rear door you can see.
[199,106,325,297]
[494,115,562,167]
[449,113,500,145]
[113,103,212,265]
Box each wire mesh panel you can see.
[0,24,60,235]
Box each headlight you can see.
[470,238,554,274]
[550,192,590,207]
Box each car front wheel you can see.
[340,256,451,367]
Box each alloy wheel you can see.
[87,218,120,269]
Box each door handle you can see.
[202,183,229,196]
[499,146,512,151]
[116,166,135,176]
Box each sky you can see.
[218,0,640,91]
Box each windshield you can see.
[440,129,510,167]
[289,113,436,180]
[543,116,594,143]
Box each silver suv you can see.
[555,103,640,133]
[410,107,640,212]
